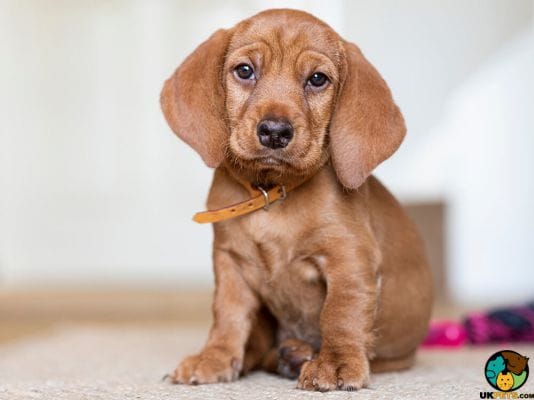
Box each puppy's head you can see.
[161,9,406,189]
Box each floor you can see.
[1,323,533,400]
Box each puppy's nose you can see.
[256,118,294,149]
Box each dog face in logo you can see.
[496,371,514,391]
[502,351,529,375]
[486,355,506,385]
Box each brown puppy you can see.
[501,351,529,375]
[161,9,432,392]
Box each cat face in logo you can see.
[502,351,529,375]
[486,355,506,385]
[496,371,514,391]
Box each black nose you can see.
[256,118,294,149]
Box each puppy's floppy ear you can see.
[329,42,406,189]
[160,29,233,167]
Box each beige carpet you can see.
[0,325,533,400]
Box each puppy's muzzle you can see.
[257,118,294,149]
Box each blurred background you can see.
[0,0,533,338]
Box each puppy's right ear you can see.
[160,29,233,167]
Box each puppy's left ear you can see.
[160,29,233,167]
[329,42,406,189]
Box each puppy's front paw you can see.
[296,353,370,392]
[170,347,242,385]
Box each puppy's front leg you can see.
[297,245,379,392]
[171,249,259,384]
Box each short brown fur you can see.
[161,9,432,392]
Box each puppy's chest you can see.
[222,207,327,338]
[228,207,324,283]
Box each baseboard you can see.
[0,288,213,324]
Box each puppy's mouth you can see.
[255,156,288,166]
[229,142,294,169]
[227,148,304,181]
[243,155,295,172]
[227,128,326,177]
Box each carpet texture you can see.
[0,325,533,399]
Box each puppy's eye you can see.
[307,72,329,88]
[234,64,255,80]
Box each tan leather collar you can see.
[193,183,292,224]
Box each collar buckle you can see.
[257,185,286,211]
[256,186,271,211]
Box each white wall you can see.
[0,1,533,303]
[405,28,534,304]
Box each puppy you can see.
[161,9,432,392]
